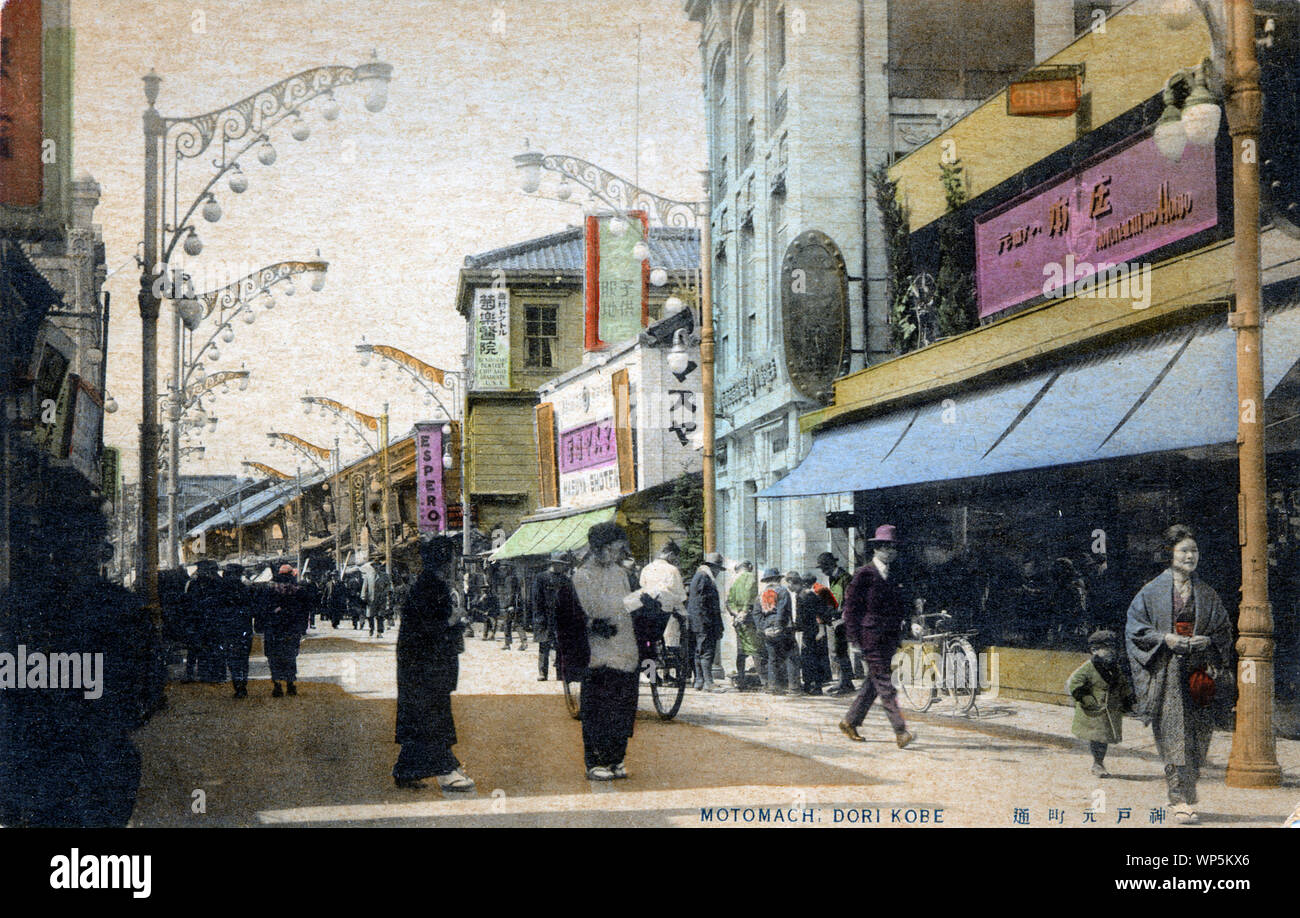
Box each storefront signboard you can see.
[473,287,510,390]
[974,131,1218,319]
[414,422,447,533]
[558,418,620,506]
[66,377,103,483]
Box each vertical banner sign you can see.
[414,423,447,533]
[101,446,120,510]
[350,473,366,543]
[67,377,103,483]
[474,287,510,390]
[584,211,649,350]
[0,0,43,207]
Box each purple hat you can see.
[868,524,899,543]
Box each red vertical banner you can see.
[414,423,448,533]
[0,0,43,207]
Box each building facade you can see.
[762,0,1300,712]
[683,0,1093,575]
[455,226,700,546]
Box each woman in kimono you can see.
[1125,524,1234,824]
[393,536,475,791]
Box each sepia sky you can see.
[73,0,706,482]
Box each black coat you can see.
[686,568,724,638]
[529,569,571,640]
[395,571,462,745]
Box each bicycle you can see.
[557,610,688,721]
[893,611,980,715]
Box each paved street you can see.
[130,627,1300,828]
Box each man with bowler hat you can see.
[838,525,916,748]
[687,552,729,692]
[818,551,859,694]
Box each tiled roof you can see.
[464,226,699,273]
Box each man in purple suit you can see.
[837,525,916,748]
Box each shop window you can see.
[525,304,558,368]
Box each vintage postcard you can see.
[2,0,1298,881]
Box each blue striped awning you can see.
[761,295,1300,498]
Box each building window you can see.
[525,304,557,368]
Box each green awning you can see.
[490,506,617,561]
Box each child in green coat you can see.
[1066,630,1135,778]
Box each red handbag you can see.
[1188,668,1216,706]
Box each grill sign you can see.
[1007,77,1080,117]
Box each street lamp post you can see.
[137,55,392,629]
[1162,0,1281,787]
[355,341,464,550]
[512,149,715,552]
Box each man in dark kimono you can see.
[218,564,254,698]
[838,525,915,748]
[257,565,311,697]
[393,536,474,791]
[530,551,572,681]
[686,552,728,692]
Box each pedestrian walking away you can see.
[753,568,800,694]
[687,552,729,692]
[567,522,641,781]
[530,551,573,680]
[838,525,916,748]
[1125,524,1234,825]
[218,563,254,698]
[640,540,688,660]
[360,559,392,637]
[795,572,831,694]
[393,535,475,791]
[256,564,311,697]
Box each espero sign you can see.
[974,131,1218,319]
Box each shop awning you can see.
[490,505,618,561]
[761,298,1300,498]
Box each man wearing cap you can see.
[639,540,688,659]
[530,551,573,681]
[567,522,641,781]
[754,568,800,694]
[687,552,729,692]
[838,525,916,748]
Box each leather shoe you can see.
[838,720,865,742]
[895,729,915,749]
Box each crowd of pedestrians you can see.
[163,517,1237,817]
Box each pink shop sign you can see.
[558,419,618,474]
[974,132,1218,319]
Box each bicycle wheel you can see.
[650,640,686,720]
[894,642,936,712]
[939,638,979,715]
